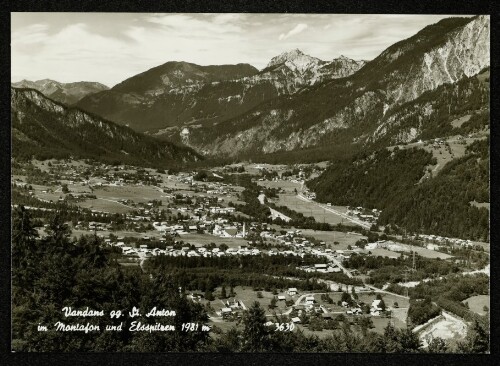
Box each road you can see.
[364,284,410,300]
[296,194,371,229]
[326,255,354,278]
[259,193,292,222]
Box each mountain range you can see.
[75,51,366,133]
[176,15,489,157]
[11,15,489,162]
[11,79,109,106]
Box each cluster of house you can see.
[74,221,111,231]
[346,207,381,223]
[297,263,342,273]
[414,234,475,248]
[111,240,263,258]
[216,298,245,318]
[368,240,405,252]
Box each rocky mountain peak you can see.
[266,49,324,73]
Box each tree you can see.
[46,212,71,245]
[220,285,227,299]
[379,299,386,312]
[457,318,489,353]
[428,337,447,353]
[12,205,38,262]
[341,291,352,305]
[62,184,69,194]
[242,301,270,352]
[204,290,215,301]
[12,206,39,290]
[398,327,422,352]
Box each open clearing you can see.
[273,194,355,226]
[366,248,401,259]
[257,180,302,193]
[356,292,410,309]
[462,295,489,316]
[92,185,162,202]
[390,135,487,177]
[364,244,452,260]
[299,229,367,249]
[76,198,134,214]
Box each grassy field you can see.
[92,185,162,202]
[70,229,164,240]
[405,245,453,259]
[76,198,133,214]
[462,295,489,315]
[366,248,401,259]
[257,180,302,193]
[273,194,355,226]
[366,245,452,260]
[300,229,367,250]
[356,292,410,309]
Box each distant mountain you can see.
[11,79,109,105]
[264,49,366,88]
[76,53,365,132]
[178,16,489,157]
[113,62,259,95]
[11,87,200,167]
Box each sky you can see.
[11,13,472,87]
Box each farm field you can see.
[300,229,367,250]
[257,180,302,193]
[462,295,489,316]
[366,248,401,259]
[273,194,355,226]
[91,185,163,202]
[366,246,452,260]
[356,292,410,309]
[76,198,134,214]
[70,229,164,240]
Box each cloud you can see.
[11,13,470,86]
[279,23,308,40]
[11,23,48,44]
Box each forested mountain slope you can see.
[180,16,489,158]
[11,87,200,167]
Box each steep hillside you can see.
[378,138,489,240]
[76,52,365,132]
[181,16,489,157]
[307,138,489,241]
[11,79,109,105]
[11,87,200,167]
[307,148,436,209]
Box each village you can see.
[11,157,489,342]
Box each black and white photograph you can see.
[9,10,490,354]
